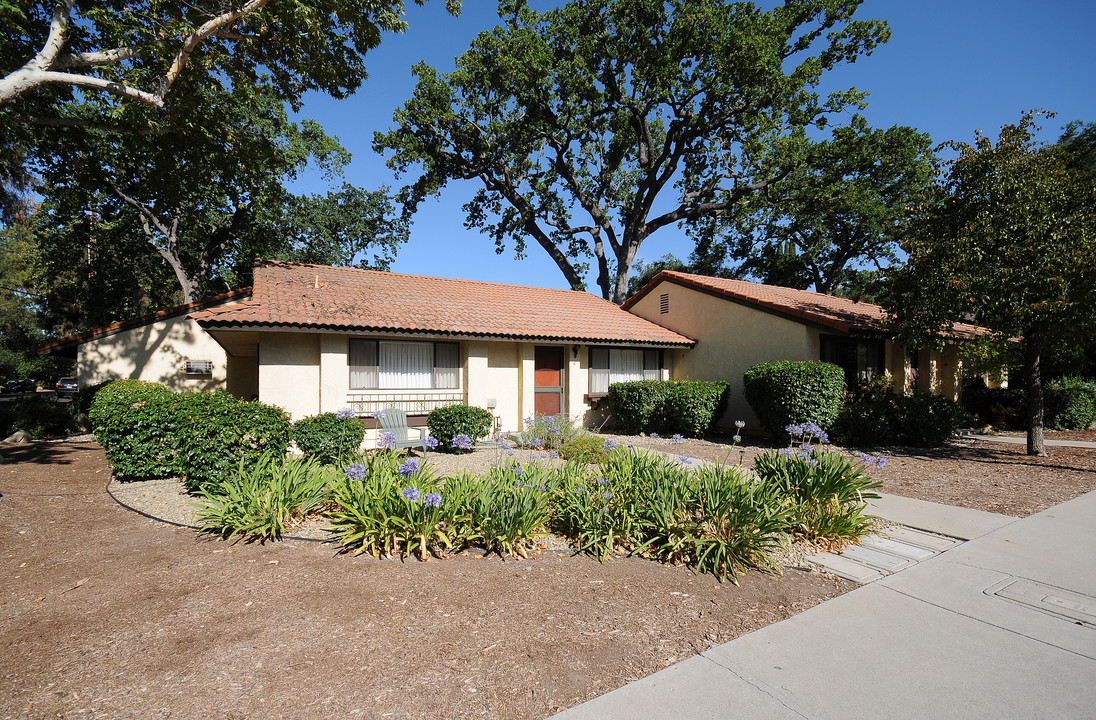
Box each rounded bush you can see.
[1046,377,1096,430]
[607,380,729,435]
[427,404,494,453]
[292,413,366,464]
[743,361,845,438]
[0,398,76,439]
[830,394,968,447]
[558,434,609,464]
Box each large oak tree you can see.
[375,0,891,303]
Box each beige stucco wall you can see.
[258,332,320,420]
[77,314,228,393]
[628,284,814,431]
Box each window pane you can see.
[643,350,660,380]
[380,341,433,389]
[349,339,378,390]
[610,348,644,383]
[434,342,460,389]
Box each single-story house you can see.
[42,261,984,436]
[623,270,984,429]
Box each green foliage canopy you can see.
[376,0,890,302]
[884,113,1096,454]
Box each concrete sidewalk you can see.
[550,491,1096,720]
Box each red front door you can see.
[534,346,563,416]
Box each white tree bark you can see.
[0,0,272,108]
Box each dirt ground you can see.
[0,442,850,720]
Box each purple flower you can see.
[785,424,804,437]
[378,431,396,451]
[402,487,421,502]
[670,433,685,444]
[735,420,746,429]
[875,456,888,469]
[545,415,556,426]
[575,486,586,494]
[597,477,609,486]
[422,492,442,508]
[523,416,535,427]
[399,459,419,478]
[818,432,830,445]
[344,463,367,481]
[335,407,356,419]
[601,492,613,500]
[375,410,387,421]
[603,438,619,452]
[513,464,525,477]
[779,447,795,457]
[452,434,472,451]
[538,485,548,492]
[677,454,693,465]
[650,432,660,439]
[546,425,560,435]
[424,435,439,450]
[499,439,513,451]
[547,450,559,459]
[733,434,742,443]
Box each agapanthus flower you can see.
[513,464,525,477]
[378,431,396,450]
[677,454,693,465]
[601,492,613,500]
[650,432,660,439]
[335,407,356,419]
[424,435,439,450]
[779,447,796,457]
[735,420,746,429]
[344,463,367,481]
[375,410,387,421]
[597,477,609,486]
[603,438,619,452]
[422,492,442,508]
[452,434,472,451]
[733,435,742,443]
[399,458,419,478]
[785,424,804,437]
[499,439,513,451]
[547,450,558,459]
[401,487,421,502]
[670,434,685,444]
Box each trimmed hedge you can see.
[88,380,292,487]
[88,380,176,478]
[171,392,292,491]
[292,412,366,464]
[743,361,845,438]
[606,380,729,435]
[427,404,494,452]
[830,393,969,447]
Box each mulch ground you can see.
[0,442,849,720]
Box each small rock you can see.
[3,429,33,444]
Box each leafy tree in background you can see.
[376,0,891,303]
[30,76,408,306]
[716,116,935,295]
[884,113,1096,456]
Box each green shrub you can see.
[517,413,583,450]
[193,453,336,541]
[1046,377,1096,430]
[292,412,366,464]
[427,404,494,453]
[830,394,968,447]
[75,381,109,415]
[558,434,609,464]
[0,398,76,439]
[172,392,292,491]
[607,380,729,435]
[961,384,1024,426]
[88,380,176,478]
[752,448,880,545]
[743,361,845,438]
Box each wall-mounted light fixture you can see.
[572,345,580,359]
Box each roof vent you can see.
[659,293,669,315]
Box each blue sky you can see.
[292,0,1096,293]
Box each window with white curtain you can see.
[349,339,460,390]
[589,347,660,393]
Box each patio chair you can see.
[377,408,429,457]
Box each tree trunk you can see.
[1024,333,1046,456]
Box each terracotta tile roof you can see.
[39,288,252,355]
[623,271,982,341]
[189,260,695,347]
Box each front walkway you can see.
[550,490,1096,719]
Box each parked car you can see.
[55,377,78,397]
[2,379,37,394]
